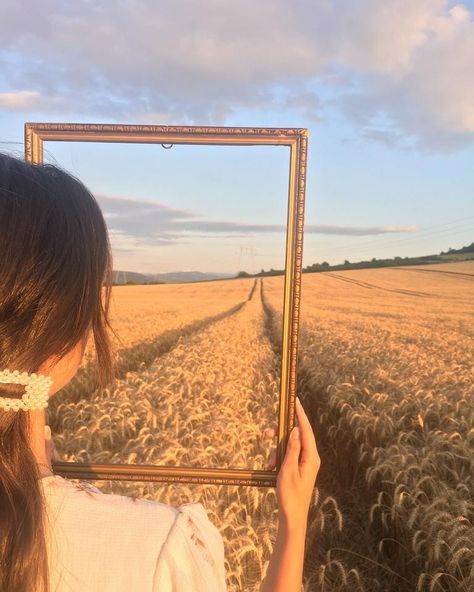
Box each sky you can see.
[0,0,473,274]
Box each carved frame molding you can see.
[24,122,308,487]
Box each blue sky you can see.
[0,1,473,274]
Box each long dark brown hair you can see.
[0,152,117,592]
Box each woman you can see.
[0,152,320,592]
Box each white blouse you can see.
[39,474,227,592]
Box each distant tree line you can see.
[236,268,285,278]
[440,242,474,255]
[235,241,473,278]
[303,255,445,273]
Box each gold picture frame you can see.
[24,122,308,487]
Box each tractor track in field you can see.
[326,272,438,298]
[260,278,283,359]
[258,285,397,590]
[392,267,474,280]
[48,280,258,416]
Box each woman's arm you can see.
[261,397,320,592]
[260,519,307,592]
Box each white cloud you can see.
[96,193,417,244]
[337,2,474,150]
[0,0,472,150]
[0,91,40,109]
[406,4,474,133]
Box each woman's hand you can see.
[277,397,320,529]
[259,397,320,592]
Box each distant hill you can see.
[112,269,234,285]
[112,270,161,285]
[148,271,235,283]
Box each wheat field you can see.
[48,261,474,592]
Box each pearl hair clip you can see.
[0,369,52,412]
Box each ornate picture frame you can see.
[25,122,308,486]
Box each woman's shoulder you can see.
[40,474,179,534]
[40,475,227,590]
[40,474,210,532]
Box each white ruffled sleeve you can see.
[153,502,227,592]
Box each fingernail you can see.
[44,425,51,438]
